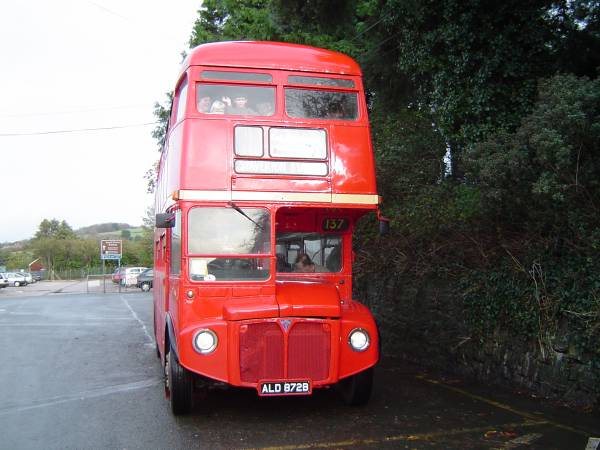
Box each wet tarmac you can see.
[0,290,598,449]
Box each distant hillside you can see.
[76,223,132,236]
[96,227,145,240]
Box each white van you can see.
[121,267,148,286]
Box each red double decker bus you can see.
[153,41,385,414]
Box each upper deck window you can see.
[197,83,275,116]
[288,75,355,88]
[285,89,358,120]
[201,71,272,83]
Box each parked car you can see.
[19,272,34,284]
[112,267,125,284]
[31,271,43,282]
[121,267,148,286]
[136,268,153,292]
[5,272,28,287]
[0,273,8,289]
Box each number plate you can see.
[258,380,312,396]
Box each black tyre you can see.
[166,350,192,415]
[337,367,374,406]
[141,282,151,292]
[14,281,20,287]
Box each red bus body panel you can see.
[154,42,380,393]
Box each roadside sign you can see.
[100,240,122,260]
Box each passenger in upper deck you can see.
[225,95,257,115]
[198,96,212,113]
[209,99,227,114]
[256,101,274,116]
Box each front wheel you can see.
[337,367,374,406]
[14,281,20,287]
[141,282,151,292]
[166,350,192,415]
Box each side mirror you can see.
[377,209,390,236]
[379,220,390,236]
[156,213,175,228]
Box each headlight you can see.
[348,328,370,352]
[192,329,218,354]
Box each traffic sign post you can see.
[100,240,122,260]
[100,240,123,293]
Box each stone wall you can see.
[354,273,599,412]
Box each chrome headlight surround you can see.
[192,329,218,355]
[348,328,370,352]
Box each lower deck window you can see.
[189,257,270,281]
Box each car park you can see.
[5,272,28,287]
[136,268,153,292]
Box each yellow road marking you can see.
[415,375,588,436]
[244,373,591,450]
[245,420,547,450]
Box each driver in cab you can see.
[294,253,329,273]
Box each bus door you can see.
[154,231,168,355]
[167,210,182,338]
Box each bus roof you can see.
[182,41,362,77]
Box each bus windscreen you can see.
[187,207,271,282]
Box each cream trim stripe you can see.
[233,191,332,202]
[332,194,380,204]
[176,190,379,204]
[178,190,232,201]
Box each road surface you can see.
[0,287,598,449]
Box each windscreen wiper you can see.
[228,202,264,229]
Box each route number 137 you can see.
[322,218,349,231]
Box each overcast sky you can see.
[0,0,201,242]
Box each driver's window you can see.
[276,233,342,273]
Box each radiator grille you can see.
[239,322,284,382]
[288,322,330,381]
[239,321,330,383]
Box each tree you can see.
[31,219,78,279]
[34,219,76,240]
[189,0,278,45]
[5,250,33,271]
[467,74,600,239]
